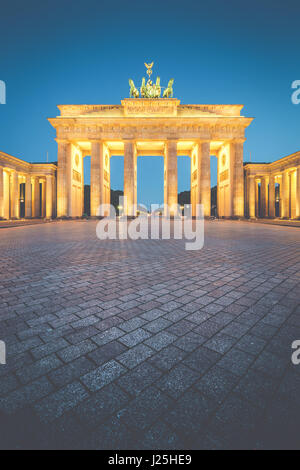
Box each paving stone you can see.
[91,327,125,346]
[166,319,195,337]
[0,377,54,413]
[145,331,177,351]
[117,344,155,369]
[48,356,95,388]
[116,362,162,397]
[217,347,256,376]
[34,382,89,423]
[143,318,172,333]
[88,341,127,366]
[140,309,165,321]
[149,345,187,371]
[118,328,152,347]
[31,338,69,360]
[75,383,129,427]
[117,387,174,431]
[156,363,200,399]
[140,420,182,450]
[204,333,237,354]
[174,331,207,352]
[183,346,221,374]
[164,389,216,438]
[194,365,239,404]
[118,317,147,332]
[81,360,126,391]
[57,339,97,363]
[16,354,62,384]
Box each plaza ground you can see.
[0,220,299,449]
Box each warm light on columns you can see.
[25,175,32,218]
[199,141,211,217]
[46,175,53,219]
[90,140,103,217]
[231,140,244,218]
[248,176,256,218]
[0,167,4,219]
[164,140,178,216]
[296,167,300,218]
[281,171,290,218]
[11,171,20,219]
[269,175,276,218]
[57,140,71,218]
[124,140,137,216]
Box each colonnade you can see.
[0,153,57,220]
[246,163,300,219]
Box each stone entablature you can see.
[244,151,300,176]
[50,101,252,143]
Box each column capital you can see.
[230,138,246,144]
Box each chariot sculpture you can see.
[129,63,174,99]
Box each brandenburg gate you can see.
[49,66,253,218]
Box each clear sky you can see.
[1,0,300,207]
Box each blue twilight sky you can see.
[0,0,300,207]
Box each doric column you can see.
[255,179,260,217]
[46,175,53,219]
[57,140,71,217]
[260,176,269,218]
[41,180,46,218]
[33,177,40,217]
[91,140,104,217]
[124,140,137,216]
[248,175,256,218]
[198,141,211,217]
[296,167,300,219]
[230,140,244,218]
[10,171,19,219]
[269,175,276,218]
[164,140,178,215]
[25,175,32,218]
[281,171,290,218]
[0,167,4,219]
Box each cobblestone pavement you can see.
[0,220,299,449]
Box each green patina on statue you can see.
[163,79,174,98]
[129,79,139,98]
[129,63,174,99]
